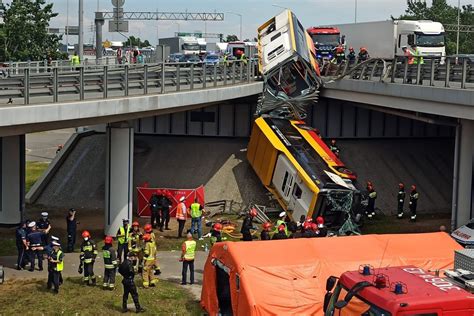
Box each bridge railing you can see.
[322,56,474,89]
[0,60,257,105]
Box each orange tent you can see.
[200,233,461,316]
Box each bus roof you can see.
[340,266,474,312]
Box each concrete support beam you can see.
[453,119,474,229]
[0,135,25,225]
[105,123,134,235]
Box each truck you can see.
[333,20,446,60]
[158,36,201,55]
[226,41,257,59]
[307,27,345,61]
[324,250,474,315]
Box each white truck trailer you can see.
[158,36,200,55]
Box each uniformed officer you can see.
[397,183,406,219]
[26,221,49,271]
[241,208,257,241]
[37,211,51,245]
[366,185,377,219]
[46,236,63,285]
[272,224,289,240]
[159,190,172,231]
[409,185,419,222]
[149,192,161,229]
[15,221,28,270]
[116,219,131,262]
[119,252,145,313]
[47,241,64,294]
[66,208,77,252]
[128,222,143,272]
[142,234,159,288]
[79,230,98,285]
[103,236,118,290]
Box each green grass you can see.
[26,161,49,193]
[0,277,202,315]
[362,212,451,234]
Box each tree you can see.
[0,0,62,61]
[396,0,474,54]
[225,34,239,42]
[123,36,151,48]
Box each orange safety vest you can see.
[176,202,187,220]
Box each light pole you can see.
[66,0,69,53]
[456,0,461,55]
[355,0,358,23]
[78,0,84,61]
[271,4,289,10]
[227,12,242,40]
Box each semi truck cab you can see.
[396,20,445,59]
[324,265,474,316]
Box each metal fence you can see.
[322,56,474,89]
[0,60,256,105]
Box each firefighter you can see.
[116,219,131,262]
[15,221,28,270]
[142,233,159,288]
[260,222,272,240]
[26,221,49,271]
[210,223,223,246]
[397,183,406,219]
[409,185,419,222]
[78,230,98,285]
[103,235,118,290]
[149,192,161,229]
[143,224,156,243]
[128,221,143,272]
[347,47,356,63]
[37,211,51,245]
[315,216,328,237]
[366,185,377,219]
[334,45,346,64]
[119,252,145,313]
[329,139,340,157]
[47,241,64,294]
[160,190,172,231]
[241,208,257,241]
[402,46,414,83]
[303,222,318,238]
[272,224,288,240]
[358,47,370,62]
[275,211,289,236]
[176,196,187,238]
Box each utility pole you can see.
[78,0,84,61]
[456,0,461,55]
[66,0,69,53]
[355,0,358,23]
[227,12,242,40]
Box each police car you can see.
[451,219,474,247]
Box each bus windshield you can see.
[416,33,445,47]
[310,34,340,46]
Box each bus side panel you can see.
[247,123,278,187]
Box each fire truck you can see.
[306,27,345,62]
[324,250,474,315]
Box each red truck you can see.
[306,27,345,62]
[324,265,474,315]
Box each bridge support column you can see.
[105,123,134,236]
[453,119,474,229]
[95,12,105,60]
[0,135,25,225]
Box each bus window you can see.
[293,184,302,199]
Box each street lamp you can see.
[354,0,358,23]
[456,0,461,56]
[227,12,242,40]
[271,4,289,10]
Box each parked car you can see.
[183,54,202,67]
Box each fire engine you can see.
[306,27,345,61]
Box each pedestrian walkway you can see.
[0,250,206,299]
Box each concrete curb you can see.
[26,130,95,204]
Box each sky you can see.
[3,0,465,45]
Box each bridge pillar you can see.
[105,123,134,236]
[95,12,105,60]
[0,135,25,225]
[453,119,474,229]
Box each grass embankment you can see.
[0,277,202,315]
[362,212,451,234]
[26,161,49,193]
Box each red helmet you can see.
[316,216,324,225]
[360,47,367,52]
[278,224,286,232]
[142,233,151,242]
[104,236,113,244]
[331,139,336,145]
[262,222,272,230]
[144,223,152,233]
[303,221,312,230]
[349,47,354,52]
[213,223,223,232]
[311,223,318,231]
[336,46,344,53]
[132,221,139,227]
[81,230,90,238]
[411,184,417,191]
[249,208,258,217]
[399,183,404,189]
[156,189,162,195]
[366,180,373,187]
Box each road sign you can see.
[113,7,124,19]
[65,25,79,35]
[109,20,129,32]
[111,0,125,7]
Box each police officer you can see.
[397,183,406,219]
[66,208,77,252]
[37,211,51,245]
[160,190,172,231]
[47,236,63,285]
[103,235,118,290]
[149,192,161,229]
[274,211,289,236]
[241,208,257,241]
[409,185,419,222]
[15,221,28,270]
[119,252,145,313]
[260,222,272,241]
[79,230,98,285]
[366,184,377,219]
[47,241,64,294]
[26,221,49,271]
[117,219,131,262]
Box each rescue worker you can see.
[240,52,248,65]
[411,44,424,84]
[260,222,272,241]
[241,208,257,241]
[329,139,340,157]
[181,232,196,285]
[272,224,288,240]
[102,235,118,290]
[223,53,230,67]
[119,252,145,313]
[347,47,356,63]
[116,218,131,262]
[128,221,143,272]
[79,230,98,285]
[142,233,160,288]
[27,221,49,271]
[409,185,419,222]
[366,184,377,219]
[15,221,28,270]
[144,223,156,243]
[149,192,161,229]
[315,216,328,237]
[334,45,346,64]
[159,190,172,231]
[358,47,370,62]
[274,211,288,236]
[303,222,318,238]
[210,223,223,246]
[397,183,406,219]
[47,241,64,294]
[402,46,414,83]
[37,211,51,245]
[176,196,187,238]
[71,52,80,70]
[66,208,77,252]
[190,198,204,240]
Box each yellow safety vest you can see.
[71,55,80,65]
[184,240,196,261]
[55,250,64,272]
[118,226,130,244]
[190,203,202,218]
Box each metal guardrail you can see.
[322,56,474,89]
[0,60,257,105]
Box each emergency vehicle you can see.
[307,27,345,61]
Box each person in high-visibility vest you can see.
[176,196,187,238]
[103,235,118,290]
[274,211,289,236]
[79,230,98,285]
[180,232,196,285]
[47,241,64,293]
[71,52,80,70]
[116,219,131,262]
[190,199,204,240]
[141,233,159,288]
[411,44,424,84]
